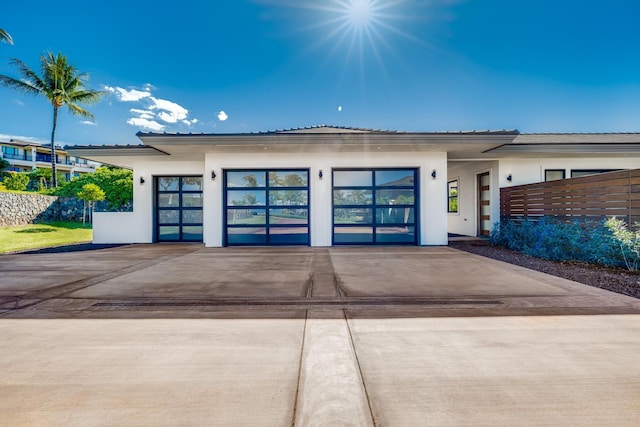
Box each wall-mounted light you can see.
[319,169,323,179]
[211,170,217,180]
[139,176,145,185]
[431,169,437,179]
[507,174,513,182]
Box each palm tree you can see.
[0,52,105,187]
[0,28,12,44]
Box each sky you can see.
[1,0,640,146]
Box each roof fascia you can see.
[137,132,518,147]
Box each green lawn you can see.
[0,221,92,253]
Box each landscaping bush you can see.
[604,217,640,271]
[490,216,625,268]
[3,172,30,191]
[54,166,132,210]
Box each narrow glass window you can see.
[448,180,459,213]
[545,169,565,181]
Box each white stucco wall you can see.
[498,157,640,187]
[447,161,499,237]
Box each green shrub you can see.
[490,216,624,268]
[3,172,30,191]
[54,166,132,209]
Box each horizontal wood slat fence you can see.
[500,169,640,225]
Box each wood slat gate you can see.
[500,169,640,224]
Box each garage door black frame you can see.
[332,168,418,245]
[154,175,204,242]
[223,169,310,246]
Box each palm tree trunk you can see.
[50,106,58,188]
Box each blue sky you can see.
[1,0,640,146]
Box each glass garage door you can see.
[224,169,310,246]
[155,176,203,242]
[333,169,417,245]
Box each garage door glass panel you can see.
[269,209,308,224]
[181,177,202,191]
[182,193,202,207]
[225,169,310,246]
[376,207,414,225]
[158,177,179,191]
[227,209,267,225]
[227,190,266,206]
[333,190,373,205]
[158,194,179,208]
[376,226,415,243]
[182,226,203,241]
[268,171,308,187]
[376,189,415,204]
[227,227,268,245]
[334,170,372,187]
[334,226,374,243]
[333,168,417,245]
[182,210,203,224]
[269,190,308,206]
[159,210,179,224]
[334,208,373,224]
[158,226,180,241]
[269,227,309,244]
[226,171,266,188]
[375,170,414,186]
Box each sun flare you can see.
[265,0,425,75]
[347,0,374,29]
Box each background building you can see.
[0,139,99,181]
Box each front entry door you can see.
[477,172,491,236]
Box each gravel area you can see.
[449,239,640,300]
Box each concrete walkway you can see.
[1,245,640,426]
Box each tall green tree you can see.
[0,52,105,187]
[0,28,12,44]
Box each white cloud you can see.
[127,117,165,132]
[130,108,155,120]
[107,84,198,131]
[80,120,97,126]
[150,97,189,123]
[217,110,228,121]
[105,85,151,102]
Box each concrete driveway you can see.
[1,245,640,426]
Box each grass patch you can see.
[0,221,92,253]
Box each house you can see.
[65,126,640,246]
[0,139,99,181]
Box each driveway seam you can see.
[291,309,308,427]
[343,309,377,427]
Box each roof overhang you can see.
[485,143,640,155]
[65,145,170,168]
[135,131,519,156]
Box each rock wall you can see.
[0,192,85,226]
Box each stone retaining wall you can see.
[0,192,85,226]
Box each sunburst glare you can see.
[262,0,424,67]
[347,0,374,29]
